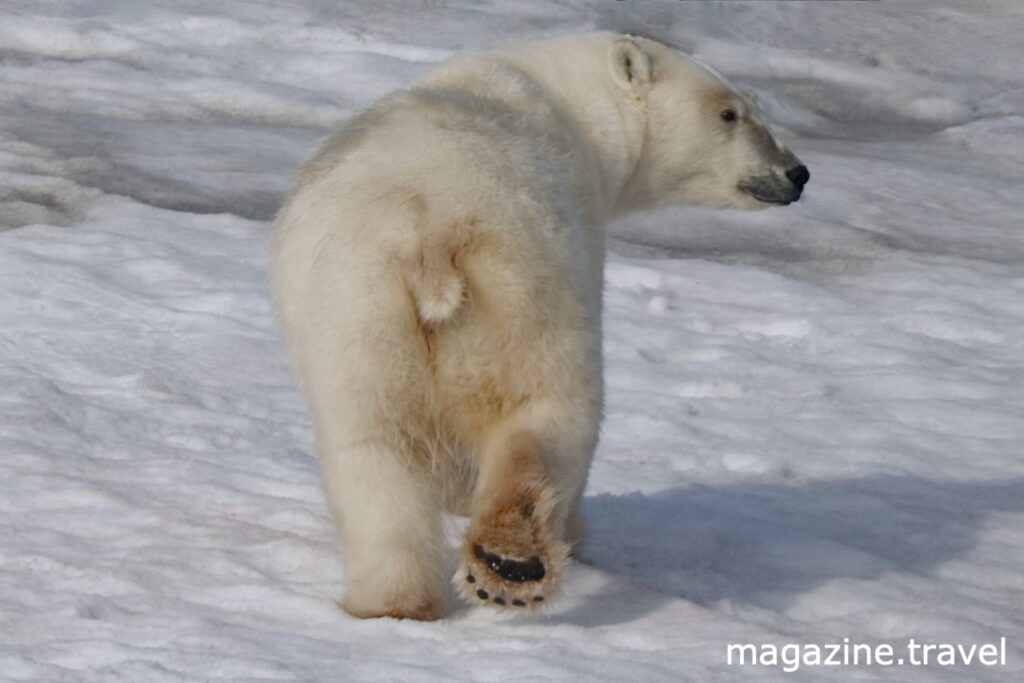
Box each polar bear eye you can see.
[720,109,738,123]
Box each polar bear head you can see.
[610,37,808,211]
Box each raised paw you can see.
[453,483,569,610]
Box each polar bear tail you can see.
[401,193,468,326]
[411,245,465,325]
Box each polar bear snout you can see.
[738,162,810,206]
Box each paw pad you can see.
[472,543,546,582]
[464,572,542,608]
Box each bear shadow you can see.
[548,475,1024,627]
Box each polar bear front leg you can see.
[320,436,447,621]
[455,427,592,609]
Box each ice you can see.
[2,1,1023,681]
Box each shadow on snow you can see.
[553,475,1024,626]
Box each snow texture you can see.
[2,1,1023,681]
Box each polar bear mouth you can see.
[738,177,801,206]
[745,192,794,206]
[752,194,795,206]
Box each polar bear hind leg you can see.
[290,270,449,621]
[455,411,595,609]
[328,432,447,621]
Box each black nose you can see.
[786,165,810,188]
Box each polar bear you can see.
[272,32,807,620]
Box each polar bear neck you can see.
[494,35,647,215]
[418,34,646,221]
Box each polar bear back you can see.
[271,41,617,446]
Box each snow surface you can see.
[2,1,1023,681]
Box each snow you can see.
[2,1,1023,681]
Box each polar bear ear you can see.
[608,37,652,94]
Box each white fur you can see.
[271,32,800,618]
